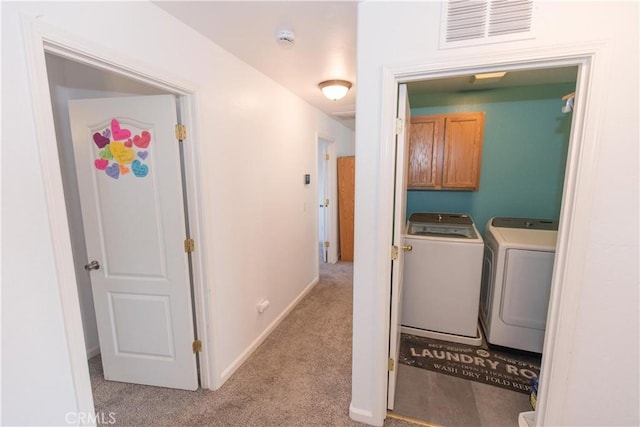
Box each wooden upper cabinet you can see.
[408,112,485,191]
[408,115,444,189]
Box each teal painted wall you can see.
[407,83,575,235]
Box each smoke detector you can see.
[275,29,295,48]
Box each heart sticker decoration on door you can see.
[111,119,131,140]
[92,119,152,180]
[99,146,113,160]
[132,160,149,177]
[133,131,151,148]
[110,141,135,165]
[94,158,109,170]
[93,132,110,149]
[105,163,120,179]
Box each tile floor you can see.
[392,363,533,426]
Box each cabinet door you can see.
[408,115,444,189]
[442,112,485,190]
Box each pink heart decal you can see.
[94,158,109,170]
[111,119,131,140]
[133,131,151,148]
[93,132,110,149]
[124,138,133,148]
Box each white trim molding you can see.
[21,14,95,422]
[349,404,376,425]
[376,41,611,426]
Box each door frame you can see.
[378,41,610,425]
[316,133,339,264]
[21,15,212,417]
[387,83,411,410]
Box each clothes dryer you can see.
[480,217,558,353]
[401,213,484,340]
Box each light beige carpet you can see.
[89,262,413,426]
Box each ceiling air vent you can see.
[440,0,535,49]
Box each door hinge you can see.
[184,238,195,253]
[324,153,330,161]
[391,245,399,261]
[395,118,404,134]
[175,124,187,141]
[388,358,395,371]
[324,241,330,248]
[323,198,329,207]
[192,340,202,353]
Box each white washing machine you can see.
[401,213,484,341]
[480,217,558,353]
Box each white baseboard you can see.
[349,404,381,426]
[218,276,320,384]
[518,411,535,427]
[86,345,100,360]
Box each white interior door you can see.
[318,141,329,263]
[387,84,411,409]
[68,95,198,390]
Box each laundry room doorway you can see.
[390,68,576,424]
[382,44,606,426]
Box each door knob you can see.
[401,245,413,252]
[84,260,100,271]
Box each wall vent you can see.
[440,0,535,49]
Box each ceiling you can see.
[154,1,358,126]
[154,2,577,129]
[407,67,578,94]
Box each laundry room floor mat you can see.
[399,333,541,394]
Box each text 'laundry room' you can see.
[390,67,577,426]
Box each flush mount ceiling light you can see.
[470,71,507,83]
[318,80,352,101]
